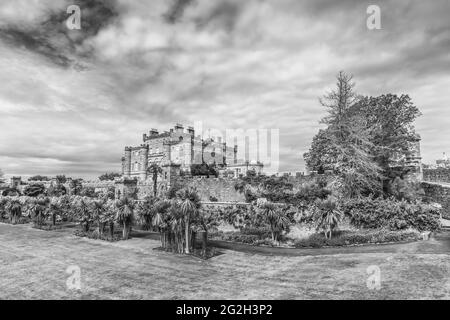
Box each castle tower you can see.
[139,144,149,180]
[123,147,132,177]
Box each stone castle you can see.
[121,124,264,182]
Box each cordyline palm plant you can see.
[30,197,50,226]
[315,196,342,239]
[74,196,93,232]
[168,201,186,253]
[136,196,158,230]
[256,200,290,242]
[57,195,72,222]
[5,197,22,224]
[115,196,135,240]
[103,199,117,238]
[195,206,220,256]
[0,197,8,220]
[48,197,62,226]
[152,199,172,249]
[177,187,201,254]
[92,198,106,235]
[147,163,163,197]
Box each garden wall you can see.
[180,177,245,202]
[423,169,450,183]
[134,177,245,202]
[421,182,450,218]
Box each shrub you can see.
[209,196,218,202]
[24,184,46,197]
[341,197,441,231]
[210,231,260,245]
[294,229,421,248]
[240,227,271,239]
[1,187,21,196]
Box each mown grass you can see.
[0,223,448,299]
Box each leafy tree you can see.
[24,184,46,197]
[352,94,421,191]
[303,129,339,173]
[98,172,121,181]
[147,163,163,197]
[69,179,83,195]
[28,175,50,181]
[0,168,5,184]
[304,71,382,198]
[47,184,67,197]
[55,175,67,183]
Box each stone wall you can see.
[421,182,450,219]
[286,174,334,191]
[423,168,450,183]
[183,177,245,202]
[134,177,245,202]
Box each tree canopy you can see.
[304,71,421,197]
[98,172,121,181]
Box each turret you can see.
[187,126,194,136]
[175,123,184,133]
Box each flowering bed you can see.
[209,228,423,248]
[293,229,422,248]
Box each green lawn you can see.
[0,223,449,299]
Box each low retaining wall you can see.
[421,182,450,218]
[423,169,450,184]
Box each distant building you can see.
[10,176,21,189]
[436,152,450,169]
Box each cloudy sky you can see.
[0,0,449,178]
